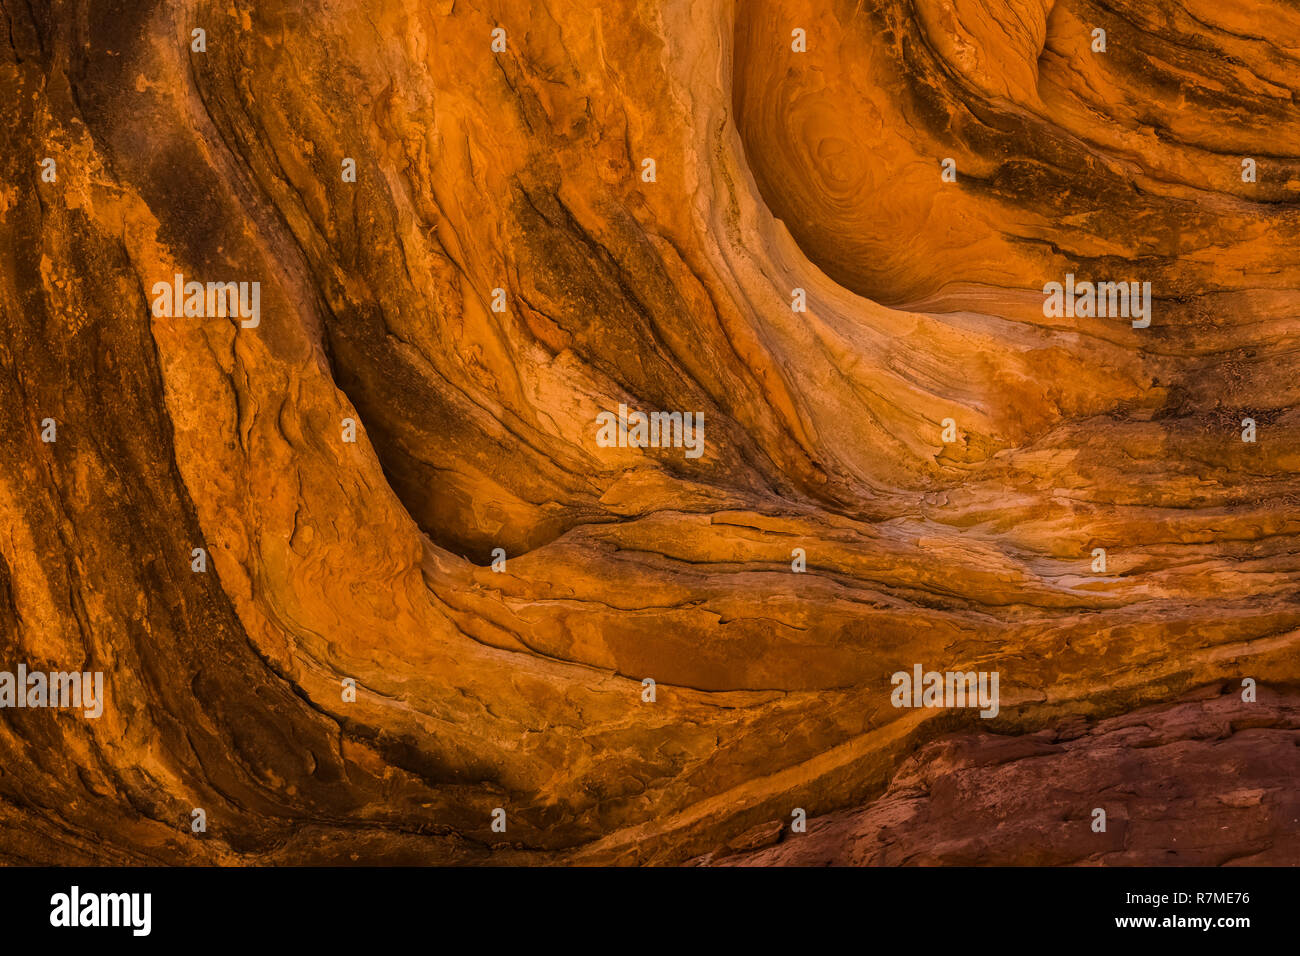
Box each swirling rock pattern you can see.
[0,0,1297,865]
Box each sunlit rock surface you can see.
[0,0,1297,865]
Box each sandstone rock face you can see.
[697,686,1300,866]
[0,0,1297,865]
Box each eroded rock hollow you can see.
[1,0,1298,865]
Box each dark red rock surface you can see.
[699,685,1300,866]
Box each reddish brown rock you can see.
[698,685,1300,866]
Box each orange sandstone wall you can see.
[0,0,1297,865]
